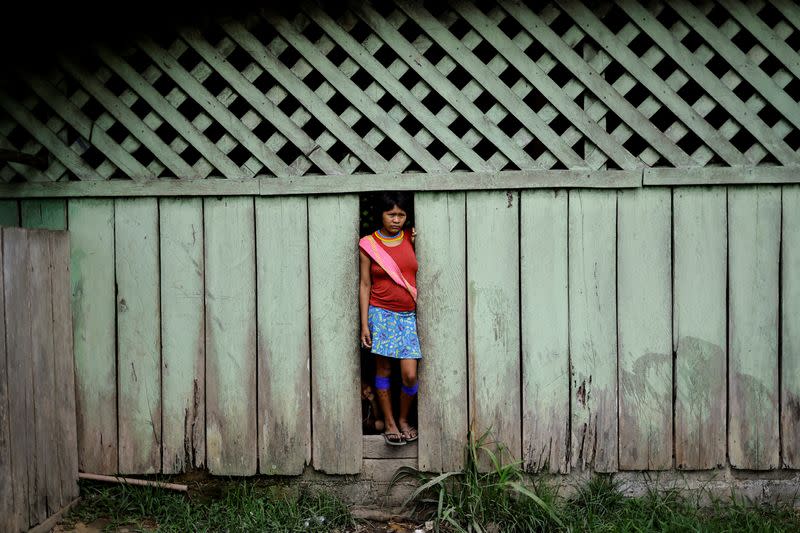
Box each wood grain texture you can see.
[520,189,569,473]
[308,194,361,474]
[160,198,205,473]
[0,231,12,531]
[673,187,727,470]
[69,200,117,474]
[115,199,161,474]
[3,228,34,530]
[49,232,79,504]
[416,192,467,472]
[781,185,800,467]
[0,200,19,226]
[29,231,58,518]
[204,197,257,475]
[617,188,672,470]
[728,186,780,470]
[568,190,618,472]
[256,196,311,475]
[20,200,66,230]
[467,190,521,467]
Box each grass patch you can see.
[63,480,353,532]
[394,431,800,533]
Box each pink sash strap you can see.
[359,235,417,302]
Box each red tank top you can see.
[368,235,418,312]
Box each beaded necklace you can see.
[375,229,404,243]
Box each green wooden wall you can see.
[9,183,797,476]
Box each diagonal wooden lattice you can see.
[0,0,798,183]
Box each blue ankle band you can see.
[401,382,419,396]
[375,375,391,390]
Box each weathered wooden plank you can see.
[568,190,617,472]
[58,55,197,179]
[222,21,391,174]
[673,0,800,132]
[354,3,538,170]
[558,0,749,167]
[255,196,311,475]
[621,1,797,166]
[770,0,800,31]
[416,192,468,472]
[467,190,520,466]
[308,194,360,474]
[20,200,66,230]
[28,231,60,517]
[4,229,35,529]
[68,199,117,473]
[728,186,780,469]
[204,197,257,475]
[49,232,79,504]
[520,189,568,473]
[644,166,800,186]
[115,199,161,474]
[673,186,727,470]
[617,188,672,470]
[781,185,800,467]
[0,168,643,198]
[160,198,205,473]
[0,200,19,225]
[96,46,246,179]
[0,230,13,532]
[305,6,490,173]
[0,90,104,181]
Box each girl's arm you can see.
[359,250,372,348]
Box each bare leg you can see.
[375,355,401,442]
[398,359,418,440]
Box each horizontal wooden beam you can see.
[3,167,799,198]
[644,166,800,186]
[0,169,641,198]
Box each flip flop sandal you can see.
[401,427,418,442]
[383,432,406,446]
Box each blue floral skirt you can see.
[368,305,422,359]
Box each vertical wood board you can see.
[568,190,618,472]
[0,231,15,531]
[673,187,727,470]
[3,229,34,530]
[467,190,521,466]
[781,185,800,467]
[29,231,58,518]
[520,189,569,473]
[204,197,257,475]
[416,192,468,472]
[309,194,361,474]
[728,186,780,470]
[617,188,672,470]
[115,199,161,474]
[0,200,19,226]
[160,198,205,473]
[69,199,117,474]
[20,200,67,230]
[49,232,79,504]
[256,196,311,475]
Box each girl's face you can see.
[381,205,407,235]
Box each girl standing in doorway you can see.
[359,192,420,446]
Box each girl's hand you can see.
[360,327,372,349]
[411,227,416,244]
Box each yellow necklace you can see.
[375,229,403,243]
